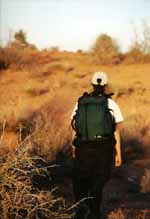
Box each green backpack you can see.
[72,93,115,143]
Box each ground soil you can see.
[54,157,150,218]
[102,158,150,218]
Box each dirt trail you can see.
[102,159,150,218]
[47,155,150,218]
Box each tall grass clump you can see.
[121,113,150,162]
[27,95,72,161]
[0,93,74,218]
[0,47,21,70]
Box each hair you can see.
[92,84,106,95]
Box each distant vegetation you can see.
[92,33,121,64]
[1,21,150,71]
[92,20,150,64]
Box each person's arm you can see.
[70,103,78,159]
[114,123,122,167]
[70,126,76,159]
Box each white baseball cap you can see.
[91,71,108,86]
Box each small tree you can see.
[92,33,120,64]
[50,46,59,52]
[14,29,27,45]
[125,19,150,63]
[10,29,37,50]
[141,19,150,54]
[130,19,150,55]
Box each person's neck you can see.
[92,90,104,96]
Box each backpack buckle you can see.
[94,135,102,139]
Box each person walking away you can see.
[70,71,123,219]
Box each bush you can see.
[0,47,21,70]
[0,147,71,219]
[92,33,120,65]
[121,113,150,162]
[0,47,52,72]
[124,48,145,64]
[21,96,72,161]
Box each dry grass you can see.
[141,169,150,193]
[108,209,150,219]
[0,47,53,72]
[1,55,150,159]
[29,95,72,161]
[25,87,49,97]
[118,89,150,160]
[0,145,71,219]
[0,95,74,219]
[0,93,74,218]
[108,209,126,219]
[1,50,150,218]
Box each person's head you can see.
[91,71,108,95]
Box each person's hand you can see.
[115,153,122,167]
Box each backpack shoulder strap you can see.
[105,92,114,98]
[78,92,90,102]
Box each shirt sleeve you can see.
[108,99,123,123]
[70,102,78,120]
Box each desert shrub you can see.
[124,48,145,64]
[143,53,150,62]
[11,48,49,71]
[121,113,150,162]
[0,47,35,70]
[14,29,27,45]
[92,33,120,65]
[25,96,72,161]
[0,47,52,72]
[124,19,150,63]
[0,47,22,70]
[141,169,150,193]
[0,94,74,218]
[0,147,71,219]
[131,20,150,55]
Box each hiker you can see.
[70,71,123,219]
